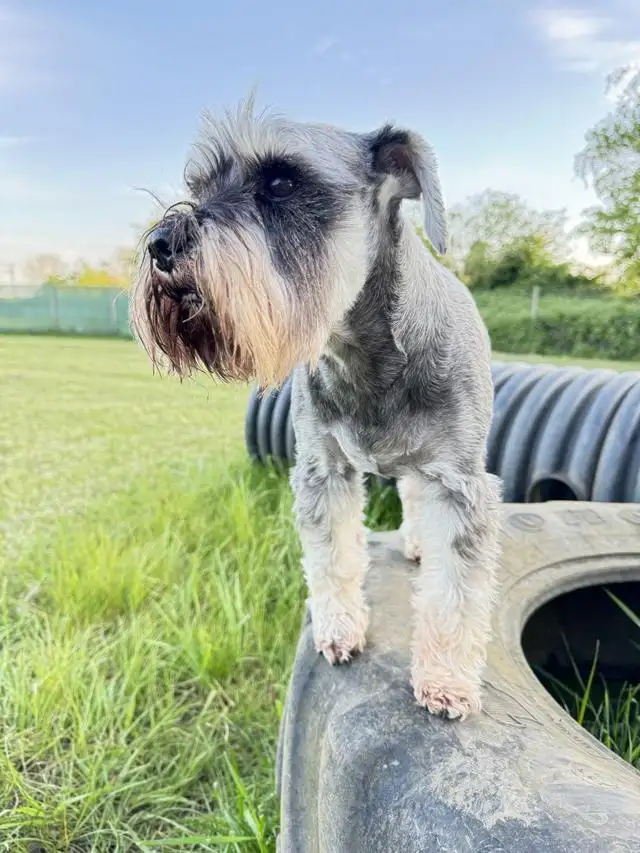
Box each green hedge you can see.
[2,283,638,362]
[476,292,640,361]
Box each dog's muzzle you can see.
[147,224,178,274]
[146,217,203,308]
[135,214,255,381]
[147,216,198,274]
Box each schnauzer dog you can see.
[131,99,502,720]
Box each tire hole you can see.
[522,581,640,768]
[527,476,580,503]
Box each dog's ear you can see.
[368,125,447,255]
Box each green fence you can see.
[0,283,133,338]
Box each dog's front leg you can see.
[398,473,423,562]
[408,466,502,719]
[291,455,370,665]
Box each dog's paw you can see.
[312,598,369,665]
[403,534,421,563]
[400,521,421,562]
[412,672,482,720]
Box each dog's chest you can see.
[327,407,424,477]
[330,422,385,475]
[307,359,420,477]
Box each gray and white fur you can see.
[131,97,502,720]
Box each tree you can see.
[72,260,127,287]
[19,212,152,288]
[23,253,69,284]
[575,65,640,292]
[445,190,569,270]
[461,232,600,292]
[108,246,137,284]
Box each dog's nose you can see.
[148,226,178,274]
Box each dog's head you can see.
[131,97,447,386]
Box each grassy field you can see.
[0,334,638,851]
[494,350,640,372]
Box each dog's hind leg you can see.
[408,465,502,719]
[290,453,370,665]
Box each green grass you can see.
[0,334,638,851]
[0,335,402,852]
[0,335,249,562]
[1,459,303,852]
[493,350,640,373]
[537,596,640,771]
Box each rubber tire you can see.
[276,502,640,853]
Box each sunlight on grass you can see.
[0,461,302,851]
[0,335,402,851]
[0,335,250,562]
[0,455,400,851]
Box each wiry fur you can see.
[131,98,502,719]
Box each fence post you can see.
[529,285,541,354]
[530,285,541,320]
[110,292,119,336]
[49,285,60,332]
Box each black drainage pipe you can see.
[244,362,640,503]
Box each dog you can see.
[131,98,502,720]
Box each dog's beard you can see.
[131,221,332,387]
[131,256,247,381]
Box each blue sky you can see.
[1,0,639,273]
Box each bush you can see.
[477,291,640,360]
[463,235,604,294]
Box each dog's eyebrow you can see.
[185,147,236,194]
[250,152,307,175]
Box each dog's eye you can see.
[266,175,296,199]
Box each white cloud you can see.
[532,6,640,73]
[311,36,338,57]
[310,39,390,87]
[541,9,606,41]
